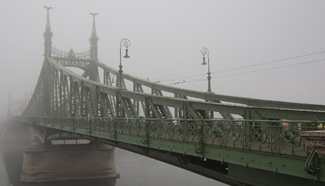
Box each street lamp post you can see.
[200,47,212,92]
[118,38,131,88]
[117,38,131,118]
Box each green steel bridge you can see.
[13,7,325,186]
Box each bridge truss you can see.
[17,8,325,186]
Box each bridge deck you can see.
[16,117,325,184]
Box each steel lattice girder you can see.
[97,62,325,111]
[37,59,325,121]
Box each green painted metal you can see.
[18,117,325,183]
[18,10,325,185]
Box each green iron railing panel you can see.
[19,117,325,182]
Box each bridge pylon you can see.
[88,12,99,81]
[44,6,53,58]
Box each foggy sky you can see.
[1,0,325,119]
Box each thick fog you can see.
[1,0,325,117]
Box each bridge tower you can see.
[44,6,53,58]
[17,8,119,184]
[88,13,99,81]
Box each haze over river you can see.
[0,125,227,186]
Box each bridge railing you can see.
[21,116,325,158]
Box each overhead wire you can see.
[210,49,325,75]
[155,49,325,85]
[167,55,325,85]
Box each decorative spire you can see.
[90,12,98,38]
[44,6,53,58]
[44,6,52,32]
[88,12,99,81]
[89,12,99,61]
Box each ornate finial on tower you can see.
[44,6,52,31]
[90,12,98,38]
[89,12,99,61]
[44,6,53,58]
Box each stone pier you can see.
[1,121,119,185]
[21,143,119,183]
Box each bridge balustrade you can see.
[22,116,324,158]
